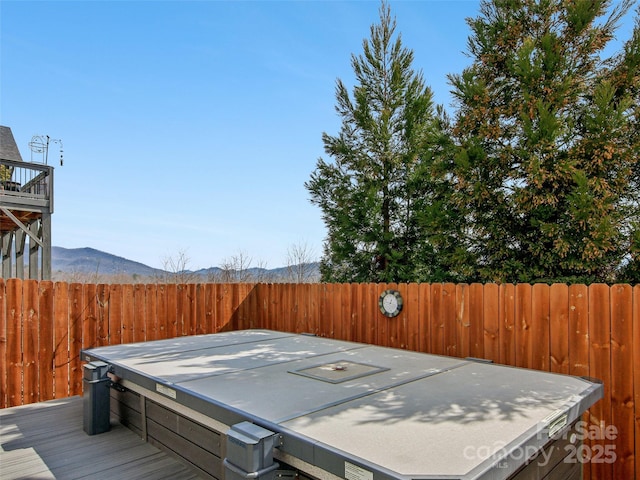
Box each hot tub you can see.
[82,329,602,480]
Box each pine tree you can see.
[612,7,640,282]
[306,1,437,282]
[445,0,639,283]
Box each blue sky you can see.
[1,1,635,270]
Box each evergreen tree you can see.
[444,0,639,283]
[306,1,438,282]
[612,8,640,282]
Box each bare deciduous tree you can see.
[158,249,197,284]
[285,241,319,283]
[215,250,256,283]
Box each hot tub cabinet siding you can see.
[111,387,223,480]
[83,329,603,480]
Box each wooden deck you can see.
[0,396,204,479]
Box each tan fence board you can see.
[455,283,469,358]
[23,280,39,405]
[406,283,420,352]
[96,284,110,347]
[134,283,147,341]
[6,279,22,406]
[0,279,5,407]
[121,284,134,344]
[549,284,569,374]
[38,281,54,402]
[531,284,550,371]
[568,284,589,378]
[499,283,516,366]
[469,283,484,359]
[429,283,445,355]
[146,284,158,340]
[633,284,640,480]
[588,283,613,480]
[351,283,363,344]
[53,282,69,400]
[108,284,123,346]
[68,283,83,396]
[610,284,634,479]
[83,283,97,351]
[483,283,499,362]
[165,284,178,337]
[177,284,189,337]
[442,283,457,358]
[515,283,532,368]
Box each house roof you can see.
[0,126,24,162]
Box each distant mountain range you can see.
[51,246,319,282]
[52,247,162,276]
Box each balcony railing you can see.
[0,158,54,212]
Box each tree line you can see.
[306,0,640,284]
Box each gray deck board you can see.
[0,396,203,480]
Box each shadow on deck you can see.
[0,396,203,480]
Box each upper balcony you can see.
[0,158,54,219]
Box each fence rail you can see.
[0,279,638,480]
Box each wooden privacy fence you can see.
[0,279,638,480]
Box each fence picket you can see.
[0,279,6,407]
[176,284,187,336]
[483,283,499,362]
[406,283,420,351]
[121,284,134,344]
[531,284,550,371]
[588,283,613,480]
[360,283,370,344]
[375,284,388,347]
[366,284,378,345]
[610,284,634,479]
[186,283,196,336]
[469,283,484,359]
[331,283,343,340]
[351,283,362,343]
[549,284,569,374]
[38,281,54,402]
[290,284,302,334]
[83,283,97,350]
[203,283,214,334]
[442,283,457,357]
[387,283,400,348]
[23,281,40,403]
[23,280,38,404]
[108,284,123,346]
[430,283,445,355]
[146,284,158,340]
[418,283,431,353]
[340,283,352,342]
[53,282,69,400]
[239,283,253,331]
[68,283,83,396]
[307,284,319,336]
[166,284,178,337]
[633,284,640,480]
[568,284,589,378]
[302,283,312,336]
[499,283,516,366]
[6,279,22,407]
[455,284,469,358]
[96,284,109,347]
[569,284,591,480]
[515,284,532,368]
